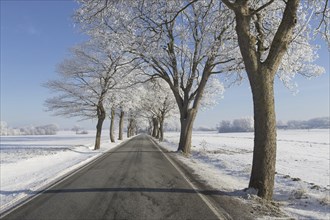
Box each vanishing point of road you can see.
[1,135,254,220]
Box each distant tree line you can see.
[279,117,330,130]
[216,117,330,133]
[0,122,59,136]
[217,117,254,133]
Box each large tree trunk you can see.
[152,117,159,138]
[226,0,299,200]
[118,110,124,140]
[109,107,115,143]
[94,103,106,150]
[177,108,197,154]
[248,70,277,200]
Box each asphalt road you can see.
[1,134,230,220]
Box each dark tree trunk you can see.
[156,124,160,139]
[152,117,159,137]
[148,119,153,135]
[131,119,136,136]
[94,103,106,150]
[127,125,130,138]
[159,119,164,141]
[177,108,197,154]
[109,107,115,143]
[248,70,277,200]
[118,110,124,140]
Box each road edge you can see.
[148,136,232,220]
[0,137,134,218]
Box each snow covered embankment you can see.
[0,131,126,213]
[162,129,330,220]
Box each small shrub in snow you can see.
[311,185,321,190]
[199,139,208,152]
[319,195,330,206]
[78,130,89,135]
[290,188,307,200]
[243,188,258,200]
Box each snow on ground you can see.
[0,130,126,213]
[161,129,330,220]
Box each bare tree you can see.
[221,0,326,200]
[45,40,133,150]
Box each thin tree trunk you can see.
[248,71,277,200]
[118,110,124,140]
[109,107,115,143]
[127,117,134,138]
[132,119,136,136]
[127,123,130,138]
[159,119,164,141]
[94,103,106,150]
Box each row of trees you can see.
[45,46,180,147]
[0,122,59,136]
[46,0,328,200]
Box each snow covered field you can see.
[0,130,125,213]
[162,129,330,219]
[1,129,329,219]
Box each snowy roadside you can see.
[160,130,330,220]
[0,131,129,214]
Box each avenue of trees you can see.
[45,0,328,200]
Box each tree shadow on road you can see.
[1,187,244,197]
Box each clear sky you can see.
[1,0,329,130]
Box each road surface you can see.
[2,135,232,220]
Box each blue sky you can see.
[1,1,329,130]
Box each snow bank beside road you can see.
[162,129,330,219]
[0,131,126,213]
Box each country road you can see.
[1,135,255,220]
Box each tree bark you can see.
[248,70,277,200]
[177,108,197,154]
[109,107,115,143]
[94,103,106,150]
[148,119,153,135]
[221,0,299,201]
[159,117,164,141]
[127,117,135,138]
[118,110,124,140]
[152,117,159,137]
[127,125,130,138]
